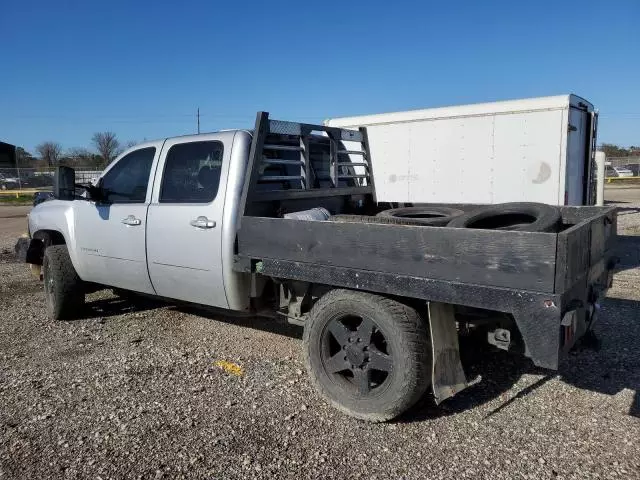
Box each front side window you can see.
[100,147,156,204]
[160,141,223,203]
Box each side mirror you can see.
[53,166,76,201]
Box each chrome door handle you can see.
[190,216,216,229]
[121,215,142,226]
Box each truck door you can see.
[73,145,160,293]
[566,107,589,205]
[145,134,230,308]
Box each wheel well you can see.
[34,229,66,246]
[28,230,67,265]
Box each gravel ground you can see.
[0,201,639,480]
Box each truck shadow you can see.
[614,235,640,272]
[400,295,640,423]
[83,295,165,319]
[82,293,304,339]
[558,296,640,418]
[399,343,540,423]
[173,305,303,340]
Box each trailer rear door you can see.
[566,107,590,205]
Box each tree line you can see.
[599,144,640,158]
[17,132,137,170]
[16,137,640,171]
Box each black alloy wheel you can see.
[321,314,393,395]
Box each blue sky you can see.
[1,0,639,153]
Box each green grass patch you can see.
[0,194,32,205]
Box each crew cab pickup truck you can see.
[19,112,617,421]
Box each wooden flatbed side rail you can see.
[237,216,558,293]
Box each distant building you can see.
[0,142,17,168]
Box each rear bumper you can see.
[516,257,615,370]
[559,258,614,353]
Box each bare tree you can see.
[67,147,95,167]
[35,142,62,166]
[124,140,138,150]
[92,132,121,166]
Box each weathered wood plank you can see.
[555,222,590,293]
[559,206,617,225]
[590,217,606,267]
[245,256,559,312]
[238,217,558,292]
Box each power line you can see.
[7,113,327,120]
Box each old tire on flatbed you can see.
[376,206,464,226]
[447,202,560,232]
[43,245,85,320]
[303,289,430,422]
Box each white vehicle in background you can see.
[0,173,20,189]
[325,94,598,206]
[606,166,634,178]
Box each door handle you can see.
[121,215,142,226]
[190,216,216,229]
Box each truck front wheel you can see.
[303,289,431,422]
[43,245,85,320]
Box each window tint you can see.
[100,147,155,204]
[160,141,223,203]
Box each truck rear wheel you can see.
[303,289,430,422]
[43,245,85,320]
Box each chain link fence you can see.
[605,156,640,178]
[0,167,102,191]
[2,157,639,193]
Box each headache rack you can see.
[239,112,375,214]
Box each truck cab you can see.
[28,130,253,311]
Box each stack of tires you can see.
[329,202,561,233]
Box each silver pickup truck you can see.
[19,112,617,422]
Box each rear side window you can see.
[100,147,156,204]
[160,141,224,203]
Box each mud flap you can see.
[428,302,472,404]
[14,237,44,280]
[14,236,30,263]
[561,307,589,352]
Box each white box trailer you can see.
[325,95,598,205]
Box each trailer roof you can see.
[325,94,594,127]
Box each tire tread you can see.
[43,245,84,320]
[304,289,430,422]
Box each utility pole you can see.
[197,108,200,134]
